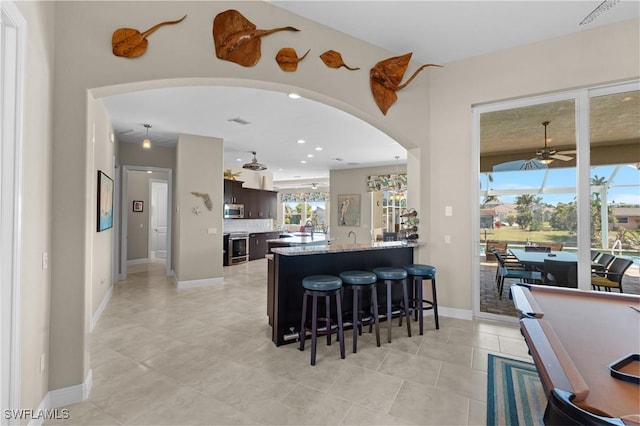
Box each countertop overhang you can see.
[270,241,421,256]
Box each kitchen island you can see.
[268,241,416,346]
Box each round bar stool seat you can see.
[372,267,412,343]
[403,264,438,334]
[339,271,381,353]
[299,275,345,365]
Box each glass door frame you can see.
[471,80,639,320]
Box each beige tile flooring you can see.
[48,259,534,426]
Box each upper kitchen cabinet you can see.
[224,179,245,204]
[244,188,278,219]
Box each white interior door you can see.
[150,180,168,259]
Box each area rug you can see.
[487,354,546,426]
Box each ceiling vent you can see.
[228,117,251,125]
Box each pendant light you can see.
[242,151,267,171]
[142,124,152,149]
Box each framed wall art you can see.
[133,200,144,212]
[337,194,360,226]
[97,170,114,232]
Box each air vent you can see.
[227,117,251,125]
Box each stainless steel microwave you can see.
[223,203,244,219]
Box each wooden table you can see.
[511,285,640,423]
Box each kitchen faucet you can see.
[348,231,356,244]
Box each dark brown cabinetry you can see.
[224,179,245,204]
[249,231,280,261]
[224,180,278,219]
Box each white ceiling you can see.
[104,1,639,187]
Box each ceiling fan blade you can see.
[551,153,573,161]
[493,158,547,172]
[556,149,576,155]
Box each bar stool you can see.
[372,267,411,343]
[299,275,345,365]
[339,270,381,353]
[403,264,438,334]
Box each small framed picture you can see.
[133,200,144,212]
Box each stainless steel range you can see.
[228,232,249,265]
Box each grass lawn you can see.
[481,226,576,246]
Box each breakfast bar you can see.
[268,242,416,346]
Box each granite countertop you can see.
[267,234,328,245]
[271,241,420,256]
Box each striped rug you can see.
[487,354,547,426]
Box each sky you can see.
[482,164,640,206]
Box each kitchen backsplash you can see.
[224,219,275,233]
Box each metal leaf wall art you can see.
[319,50,360,71]
[112,15,187,58]
[213,9,299,67]
[370,52,442,115]
[276,48,310,72]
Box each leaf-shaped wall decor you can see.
[369,52,442,115]
[276,48,310,72]
[112,15,187,58]
[319,50,360,70]
[213,9,299,67]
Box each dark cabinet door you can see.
[224,179,245,204]
[249,232,268,261]
[244,188,259,218]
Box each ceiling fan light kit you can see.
[242,151,267,171]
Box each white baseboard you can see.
[90,285,113,332]
[437,306,473,321]
[28,370,92,426]
[174,276,224,288]
[127,258,149,265]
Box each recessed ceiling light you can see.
[315,147,323,151]
[288,93,301,99]
[301,160,307,164]
[147,170,152,174]
[236,158,242,161]
[297,139,306,144]
[307,154,314,158]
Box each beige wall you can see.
[88,96,116,325]
[175,134,224,283]
[15,0,55,412]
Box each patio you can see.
[480,258,640,317]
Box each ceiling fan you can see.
[493,121,575,172]
[534,121,574,165]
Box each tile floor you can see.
[47,259,534,425]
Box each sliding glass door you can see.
[474,81,639,319]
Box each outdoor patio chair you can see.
[543,259,578,288]
[591,251,601,261]
[593,253,615,276]
[494,250,542,299]
[485,240,508,262]
[591,257,634,293]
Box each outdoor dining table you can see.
[509,248,602,271]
